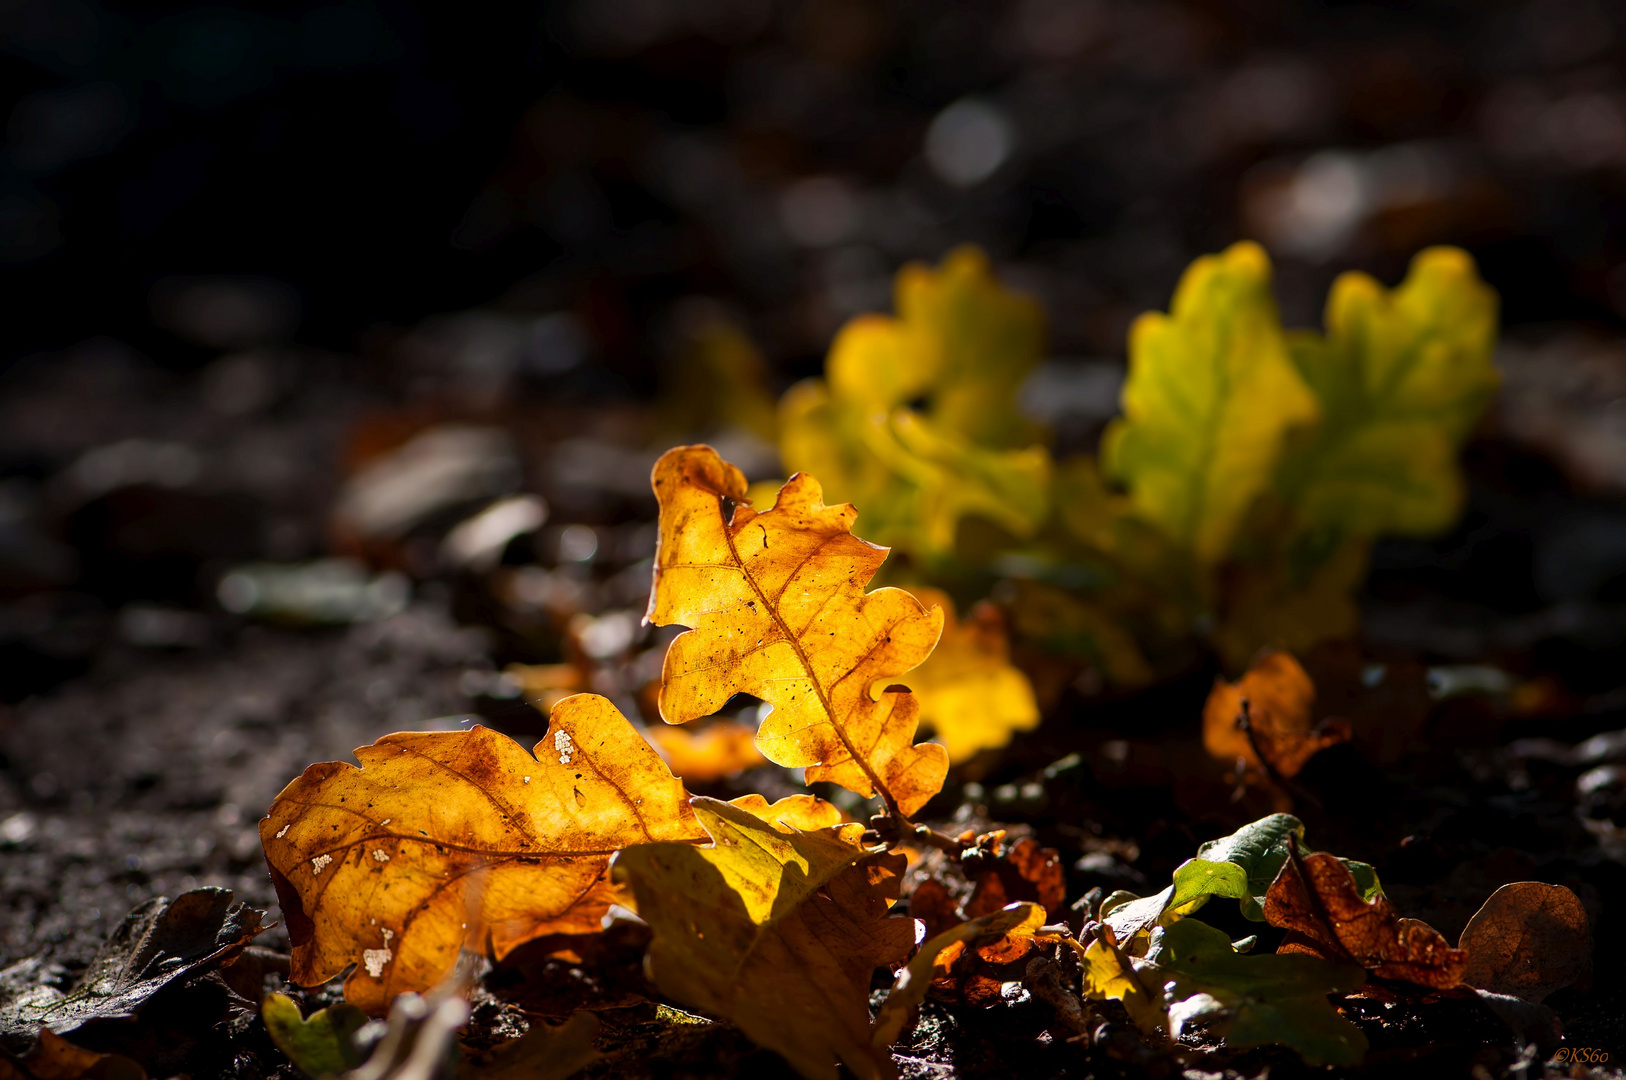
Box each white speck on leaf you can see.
[372,849,389,863]
[276,825,290,838]
[523,776,531,783]
[554,730,574,765]
[311,854,332,874]
[363,948,391,977]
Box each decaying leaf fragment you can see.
[613,797,915,1080]
[1103,241,1319,565]
[260,693,705,1012]
[649,445,948,817]
[1203,651,1351,779]
[0,889,264,1045]
[898,587,1038,762]
[871,902,1043,1049]
[0,1029,145,1080]
[1265,851,1467,989]
[1458,882,1591,1003]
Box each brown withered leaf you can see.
[0,889,263,1046]
[0,1030,144,1080]
[1459,882,1591,1003]
[1265,851,1467,989]
[260,693,705,1013]
[613,797,915,1080]
[648,445,947,817]
[1204,651,1350,779]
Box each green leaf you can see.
[1103,241,1319,565]
[1278,246,1499,538]
[262,992,368,1079]
[1171,814,1304,921]
[1150,918,1369,1066]
[778,247,1051,559]
[1157,815,1384,927]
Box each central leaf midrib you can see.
[720,511,893,807]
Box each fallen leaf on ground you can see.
[1170,813,1381,923]
[1203,651,1351,779]
[1278,246,1499,539]
[0,889,264,1045]
[777,247,1052,557]
[871,903,1043,1049]
[261,993,368,1078]
[1103,241,1319,564]
[1265,851,1467,989]
[457,1011,602,1080]
[898,587,1039,763]
[613,796,915,1080]
[0,1029,145,1080]
[1458,882,1591,1003]
[648,445,947,817]
[1153,917,1368,1066]
[647,720,768,782]
[259,693,705,1012]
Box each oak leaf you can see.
[1279,247,1499,538]
[1203,652,1351,779]
[778,247,1052,557]
[1459,882,1591,1003]
[647,720,768,782]
[1151,917,1368,1066]
[612,796,915,1080]
[0,889,263,1045]
[1103,241,1319,565]
[648,445,947,817]
[898,587,1039,762]
[1265,851,1467,989]
[259,694,705,1012]
[0,1030,145,1080]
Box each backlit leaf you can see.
[1265,851,1467,989]
[647,720,768,783]
[898,587,1039,762]
[1104,241,1319,564]
[1203,651,1351,779]
[261,993,368,1078]
[648,445,947,817]
[613,797,915,1080]
[778,247,1051,557]
[1279,247,1499,538]
[259,694,705,1012]
[1459,882,1591,1003]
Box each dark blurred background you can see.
[8,0,1626,375]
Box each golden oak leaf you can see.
[259,693,704,1013]
[1104,241,1319,565]
[647,720,768,782]
[612,797,915,1080]
[648,445,948,817]
[1203,651,1350,779]
[898,587,1039,762]
[1278,247,1499,538]
[1265,851,1467,989]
